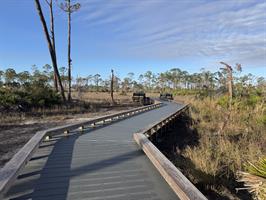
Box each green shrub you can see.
[217,95,230,108]
[257,114,266,126]
[0,88,21,108]
[26,84,61,107]
[0,84,61,110]
[245,94,262,108]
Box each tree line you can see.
[0,63,265,112]
[75,66,265,96]
[1,64,265,94]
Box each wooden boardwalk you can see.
[4,102,185,200]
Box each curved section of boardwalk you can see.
[5,102,184,200]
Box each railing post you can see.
[79,126,85,133]
[64,130,69,137]
[44,135,51,141]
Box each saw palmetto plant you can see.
[237,158,266,200]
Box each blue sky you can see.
[0,0,265,79]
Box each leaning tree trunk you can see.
[48,0,58,91]
[35,0,66,101]
[67,0,72,101]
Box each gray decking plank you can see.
[4,102,182,200]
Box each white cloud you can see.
[76,0,266,67]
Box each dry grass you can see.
[0,92,142,125]
[72,91,160,103]
[173,95,266,198]
[1,91,160,125]
[72,91,132,103]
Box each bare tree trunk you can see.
[111,69,115,104]
[48,0,58,91]
[220,62,233,107]
[53,73,58,91]
[59,0,80,101]
[228,70,233,106]
[67,0,72,101]
[35,0,66,101]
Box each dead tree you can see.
[34,0,66,101]
[110,69,115,104]
[220,62,233,106]
[218,62,241,135]
[59,0,81,101]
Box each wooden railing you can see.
[0,102,162,197]
[134,104,208,200]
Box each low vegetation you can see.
[237,158,266,200]
[0,66,136,124]
[0,67,62,112]
[172,86,265,199]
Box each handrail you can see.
[135,104,188,137]
[133,104,207,200]
[0,101,162,197]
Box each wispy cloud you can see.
[75,0,266,68]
